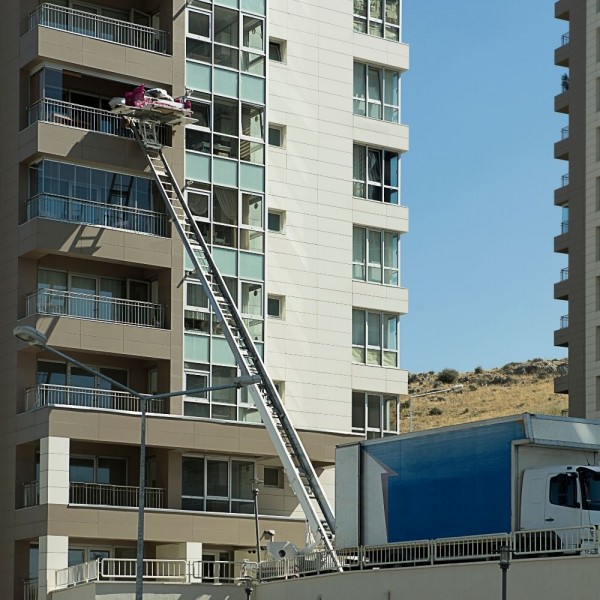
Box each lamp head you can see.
[498,544,511,568]
[13,325,48,347]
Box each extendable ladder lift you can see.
[127,117,341,570]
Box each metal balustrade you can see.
[27,193,167,237]
[562,32,570,46]
[560,314,569,329]
[29,3,168,54]
[560,267,569,281]
[24,384,166,414]
[22,578,38,600]
[27,98,169,144]
[25,288,165,328]
[561,173,570,187]
[561,125,569,140]
[56,559,99,588]
[22,481,40,508]
[54,526,600,591]
[70,482,164,509]
[561,219,569,234]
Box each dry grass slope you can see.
[405,359,568,433]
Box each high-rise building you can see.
[552,0,598,416]
[0,1,409,598]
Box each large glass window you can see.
[353,226,400,285]
[352,309,399,367]
[352,391,398,438]
[353,144,400,204]
[181,456,255,514]
[353,0,400,41]
[353,63,400,123]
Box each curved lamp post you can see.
[14,325,261,600]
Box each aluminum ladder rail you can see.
[128,119,340,569]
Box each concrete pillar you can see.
[38,535,68,598]
[39,436,70,505]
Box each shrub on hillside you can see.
[474,366,483,374]
[428,407,443,416]
[437,368,459,384]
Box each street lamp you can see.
[251,477,263,563]
[14,325,261,600]
[408,384,463,432]
[498,545,511,600]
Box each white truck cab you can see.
[520,465,600,545]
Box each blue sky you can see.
[400,1,568,373]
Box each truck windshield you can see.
[578,468,600,510]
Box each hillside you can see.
[405,358,568,432]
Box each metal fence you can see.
[29,3,168,53]
[24,384,166,414]
[22,578,38,600]
[101,559,187,581]
[70,482,164,509]
[27,193,167,237]
[22,481,40,508]
[26,288,164,328]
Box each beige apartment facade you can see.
[0,1,409,599]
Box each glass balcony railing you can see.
[561,173,570,187]
[560,267,569,281]
[24,384,167,414]
[28,3,168,54]
[70,481,165,508]
[561,32,570,46]
[560,315,569,329]
[26,193,168,237]
[25,288,165,328]
[561,126,569,140]
[561,220,569,234]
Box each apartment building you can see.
[0,1,409,598]
[553,0,600,416]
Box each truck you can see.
[335,414,600,553]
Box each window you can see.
[183,362,260,423]
[264,467,284,488]
[353,144,399,204]
[269,39,285,62]
[268,210,284,232]
[549,473,578,508]
[268,125,284,147]
[267,295,284,318]
[353,0,400,41]
[182,456,255,514]
[353,62,400,122]
[352,391,398,438]
[353,226,399,285]
[352,309,399,367]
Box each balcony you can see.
[25,289,165,328]
[555,32,570,67]
[28,98,133,139]
[554,268,569,300]
[554,363,568,394]
[28,3,168,54]
[23,384,167,414]
[70,481,164,508]
[26,193,168,237]
[23,578,38,600]
[22,481,39,508]
[555,315,569,348]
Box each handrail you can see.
[561,32,570,46]
[560,267,569,281]
[560,125,569,140]
[29,3,168,54]
[560,314,569,329]
[26,193,168,237]
[24,383,166,414]
[561,173,570,187]
[70,481,164,508]
[56,559,99,588]
[25,288,164,328]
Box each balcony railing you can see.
[29,3,168,54]
[560,267,569,281]
[22,481,40,508]
[561,125,569,140]
[70,481,164,508]
[560,314,569,329]
[56,559,99,588]
[24,384,167,414]
[27,194,168,237]
[23,578,38,600]
[561,173,570,187]
[561,219,569,234]
[25,288,165,328]
[562,32,570,46]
